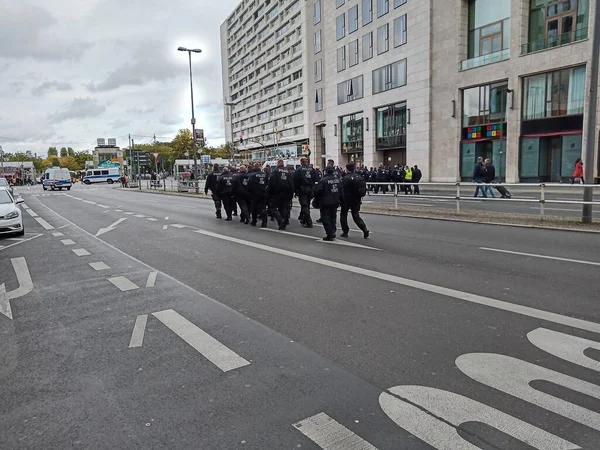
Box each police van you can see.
[83,167,121,184]
[42,167,73,191]
[262,157,303,170]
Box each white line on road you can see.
[175,204,195,209]
[108,276,139,291]
[89,262,110,271]
[479,247,600,267]
[34,217,55,230]
[293,413,379,450]
[0,257,34,319]
[0,284,9,320]
[134,214,146,218]
[25,208,38,217]
[96,217,127,237]
[97,204,110,208]
[0,234,42,252]
[128,315,148,348]
[164,216,169,220]
[115,209,123,212]
[193,229,600,334]
[170,224,190,229]
[152,309,251,372]
[162,225,168,230]
[259,228,381,251]
[52,232,64,237]
[21,203,30,209]
[146,271,158,287]
[146,218,158,221]
[72,248,91,256]
[60,239,75,246]
[82,200,96,205]
[57,224,68,229]
[124,212,134,215]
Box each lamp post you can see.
[0,145,4,177]
[178,46,202,194]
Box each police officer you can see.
[248,162,268,227]
[204,163,222,219]
[294,157,317,228]
[340,163,369,239]
[233,165,251,224]
[215,167,235,221]
[267,159,294,230]
[314,166,344,241]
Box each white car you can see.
[0,187,24,236]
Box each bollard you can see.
[394,183,398,209]
[540,184,545,221]
[455,183,460,214]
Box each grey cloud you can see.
[160,116,183,126]
[127,107,155,115]
[50,97,106,123]
[109,119,129,129]
[32,80,73,96]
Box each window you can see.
[377,23,389,54]
[314,59,322,82]
[372,59,407,94]
[394,14,407,47]
[336,0,345,7]
[315,88,323,111]
[377,0,389,17]
[337,76,364,104]
[337,46,346,72]
[522,66,586,120]
[314,30,322,53]
[467,0,510,59]
[101,170,109,175]
[362,0,373,25]
[313,0,321,25]
[527,0,587,53]
[349,40,359,66]
[341,112,364,153]
[336,13,346,40]
[93,170,101,176]
[394,0,406,7]
[362,32,373,60]
[462,82,508,126]
[349,5,359,33]
[376,102,407,150]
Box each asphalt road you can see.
[1,183,599,449]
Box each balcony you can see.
[461,49,510,71]
[521,28,588,55]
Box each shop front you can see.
[341,112,364,168]
[376,102,407,167]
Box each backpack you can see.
[354,174,367,198]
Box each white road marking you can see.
[0,284,8,320]
[108,276,139,292]
[379,386,578,450]
[293,413,379,450]
[170,224,189,229]
[259,228,381,251]
[145,200,159,203]
[134,214,146,218]
[164,216,169,220]
[21,203,30,210]
[456,353,600,431]
[57,224,68,229]
[480,247,600,266]
[89,262,110,271]
[25,208,38,217]
[5,238,23,241]
[96,217,127,237]
[194,229,600,334]
[146,218,158,221]
[0,234,42,252]
[83,200,96,205]
[162,225,168,230]
[60,239,75,246]
[115,209,123,212]
[146,271,158,288]
[97,204,110,208]
[0,257,34,320]
[152,309,250,372]
[528,328,600,372]
[34,217,55,230]
[124,212,134,215]
[176,204,195,209]
[72,248,91,256]
[52,232,64,237]
[128,314,148,348]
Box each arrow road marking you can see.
[96,218,127,237]
[0,257,34,320]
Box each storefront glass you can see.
[341,112,364,154]
[376,102,406,150]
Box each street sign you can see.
[201,155,211,164]
[195,129,204,141]
[153,152,159,160]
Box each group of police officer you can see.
[204,158,369,241]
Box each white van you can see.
[43,167,72,191]
[83,167,121,184]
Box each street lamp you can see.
[178,46,203,194]
[0,145,4,177]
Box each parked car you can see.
[0,186,24,236]
[0,177,13,196]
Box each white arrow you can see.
[95,218,127,237]
[1,257,34,320]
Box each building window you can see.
[336,13,346,40]
[362,32,373,60]
[341,113,364,153]
[349,5,359,33]
[467,0,510,60]
[462,82,508,127]
[314,30,322,53]
[394,0,406,7]
[377,23,389,54]
[315,88,323,111]
[372,59,407,94]
[337,76,364,104]
[313,0,321,25]
[336,0,345,7]
[362,0,373,25]
[376,102,407,151]
[349,39,359,67]
[337,46,346,72]
[377,0,389,18]
[522,66,586,120]
[314,59,322,82]
[393,14,407,47]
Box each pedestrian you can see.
[294,157,317,228]
[483,158,496,198]
[412,165,422,194]
[204,163,223,218]
[375,163,388,194]
[248,162,268,227]
[473,157,487,198]
[314,166,344,241]
[267,159,294,230]
[403,166,413,194]
[215,167,235,221]
[572,158,584,184]
[233,165,251,224]
[340,163,369,239]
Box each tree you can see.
[59,156,78,171]
[170,129,194,160]
[73,151,92,170]
[67,147,75,157]
[51,157,60,167]
[60,147,68,157]
[48,147,58,156]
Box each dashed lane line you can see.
[52,232,64,237]
[480,247,600,267]
[25,208,38,217]
[60,239,76,246]
[258,228,381,251]
[293,412,379,450]
[162,225,168,230]
[146,271,158,287]
[108,276,139,292]
[146,218,158,221]
[134,214,146,218]
[89,262,110,271]
[34,217,55,230]
[115,209,123,212]
[72,248,91,256]
[128,315,148,348]
[170,224,190,229]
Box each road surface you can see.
[1,183,599,449]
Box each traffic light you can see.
[239,136,244,145]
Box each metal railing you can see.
[521,27,588,55]
[364,182,600,221]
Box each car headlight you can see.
[4,210,19,219]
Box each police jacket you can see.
[341,173,366,205]
[248,170,268,197]
[412,168,423,182]
[314,174,344,207]
[233,173,251,200]
[293,165,317,195]
[376,169,389,182]
[391,168,404,183]
[405,168,413,181]
[205,170,220,194]
[215,173,234,197]
[268,167,294,196]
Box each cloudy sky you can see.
[0,0,238,157]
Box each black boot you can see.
[216,211,222,219]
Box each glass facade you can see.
[349,5,359,33]
[362,0,372,25]
[341,113,364,154]
[372,59,407,94]
[336,13,345,40]
[337,76,364,104]
[362,32,373,60]
[519,134,582,182]
[462,82,508,127]
[466,0,510,68]
[376,103,407,151]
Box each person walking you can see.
[412,165,422,194]
[267,159,294,230]
[233,165,251,224]
[294,157,317,228]
[215,167,235,221]
[204,163,223,218]
[340,163,369,239]
[248,162,268,227]
[403,165,413,194]
[483,158,496,198]
[314,166,344,241]
[572,158,584,184]
[473,157,487,198]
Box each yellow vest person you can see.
[405,167,413,181]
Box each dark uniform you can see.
[215,170,235,220]
[267,165,294,230]
[294,163,317,227]
[340,166,369,239]
[233,170,251,224]
[204,167,222,218]
[248,168,269,227]
[314,168,344,240]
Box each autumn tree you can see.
[48,147,58,156]
[170,129,194,160]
